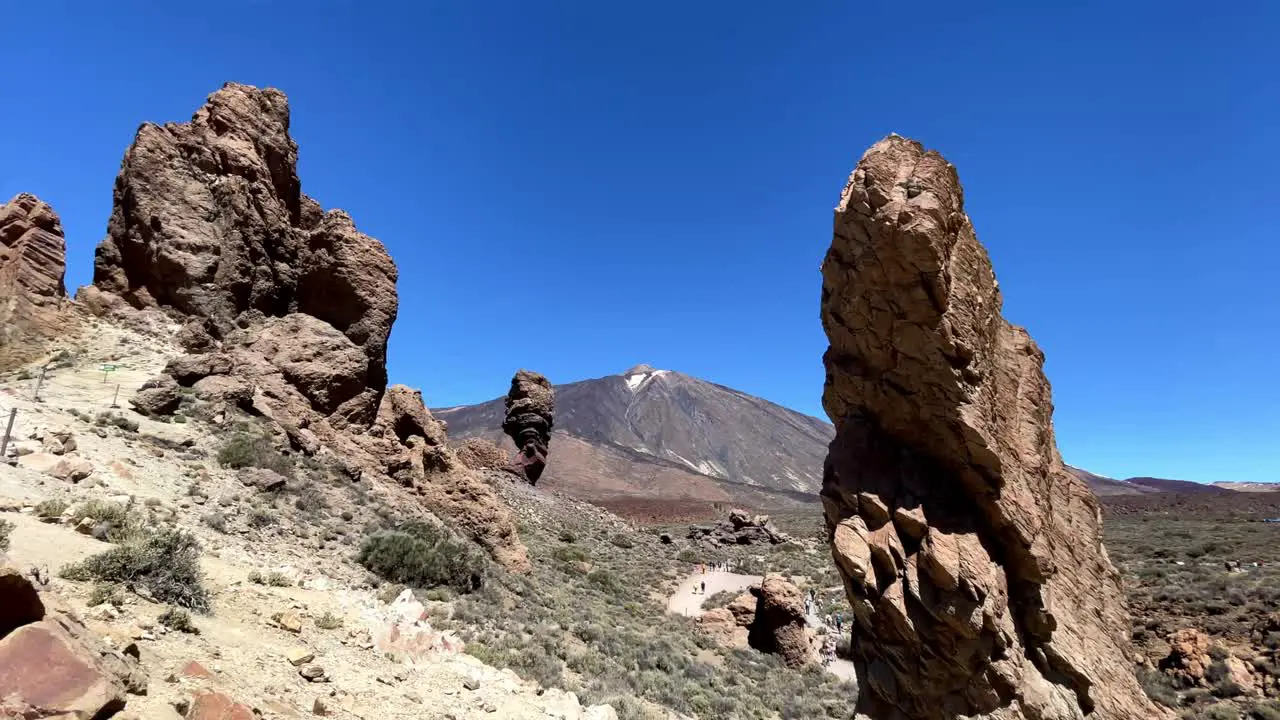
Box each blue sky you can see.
[2,3,1276,483]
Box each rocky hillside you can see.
[1068,465,1254,496]
[434,365,832,511]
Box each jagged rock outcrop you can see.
[0,194,73,369]
[82,82,529,573]
[747,576,816,668]
[90,82,397,423]
[819,135,1165,719]
[687,509,790,547]
[502,370,554,484]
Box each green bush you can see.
[676,548,698,564]
[88,583,125,607]
[201,512,228,533]
[609,534,635,549]
[216,432,294,477]
[0,519,12,552]
[158,606,198,633]
[357,520,488,593]
[315,611,344,630]
[247,507,277,529]
[35,499,69,518]
[61,528,211,612]
[68,500,138,543]
[558,530,577,543]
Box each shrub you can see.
[35,499,69,519]
[357,520,488,593]
[552,546,589,564]
[201,512,228,533]
[95,411,139,432]
[247,570,291,587]
[60,528,211,612]
[67,500,138,543]
[216,432,294,477]
[0,519,12,552]
[88,583,125,607]
[558,530,577,543]
[609,534,636,549]
[1205,702,1242,720]
[587,569,624,596]
[158,607,198,633]
[676,549,698,564]
[315,611,344,630]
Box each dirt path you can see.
[666,569,859,684]
[666,570,762,617]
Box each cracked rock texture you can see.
[819,135,1165,720]
[0,194,73,369]
[502,370,554,484]
[91,82,398,421]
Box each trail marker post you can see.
[32,368,46,402]
[99,363,118,384]
[110,384,121,409]
[0,407,16,461]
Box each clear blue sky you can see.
[2,3,1276,483]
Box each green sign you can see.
[98,364,118,373]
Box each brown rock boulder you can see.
[501,370,554,484]
[166,353,234,386]
[0,621,126,718]
[746,575,815,668]
[0,194,73,370]
[819,135,1166,719]
[1160,628,1212,684]
[130,375,182,416]
[696,608,749,650]
[185,689,255,720]
[0,567,45,637]
[376,385,449,448]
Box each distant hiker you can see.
[700,580,706,594]
[835,612,844,634]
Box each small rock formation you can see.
[687,509,790,547]
[0,566,143,718]
[747,576,816,668]
[695,591,758,650]
[0,194,73,369]
[502,370,554,484]
[820,135,1165,719]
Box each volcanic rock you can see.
[819,135,1165,719]
[0,194,73,369]
[745,576,815,668]
[90,82,397,423]
[501,370,554,484]
[130,375,182,416]
[453,437,509,471]
[687,509,789,547]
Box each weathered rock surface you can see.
[746,576,815,668]
[0,194,73,369]
[131,375,183,416]
[688,509,790,547]
[501,370,554,484]
[90,82,397,422]
[0,567,140,719]
[453,437,509,471]
[819,135,1164,719]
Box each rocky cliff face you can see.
[82,83,528,571]
[819,136,1164,719]
[90,82,397,422]
[0,194,72,369]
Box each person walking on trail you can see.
[835,612,844,634]
[700,580,706,595]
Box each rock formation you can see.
[747,576,816,668]
[687,509,790,547]
[90,81,397,425]
[501,370,554,484]
[82,83,529,572]
[0,194,72,369]
[819,135,1165,719]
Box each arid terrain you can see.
[1,81,1274,720]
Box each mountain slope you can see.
[433,365,833,508]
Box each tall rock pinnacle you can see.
[502,370,554,484]
[819,135,1166,719]
[0,193,72,368]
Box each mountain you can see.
[432,365,834,511]
[1067,466,1246,496]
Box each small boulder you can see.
[130,376,181,416]
[274,611,304,633]
[165,353,234,386]
[299,664,326,682]
[0,620,126,718]
[747,575,816,667]
[286,647,315,666]
[0,567,46,636]
[185,689,254,720]
[50,456,95,483]
[238,468,288,492]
